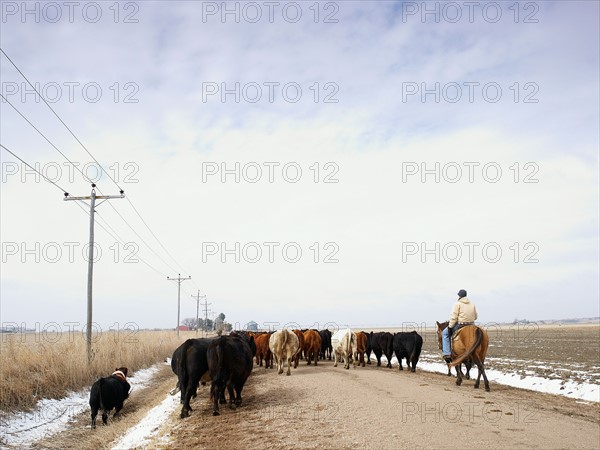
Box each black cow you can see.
[89,367,131,428]
[363,331,372,364]
[231,330,257,356]
[370,332,394,368]
[207,335,254,416]
[319,329,332,360]
[177,338,213,418]
[393,331,423,372]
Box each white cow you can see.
[269,329,300,376]
[331,328,357,369]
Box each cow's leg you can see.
[91,407,98,429]
[398,357,403,371]
[286,355,292,376]
[113,403,123,419]
[333,350,338,367]
[374,350,382,366]
[102,410,109,425]
[234,381,244,406]
[227,383,236,409]
[211,382,221,416]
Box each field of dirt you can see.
[5,324,599,449]
[155,357,598,450]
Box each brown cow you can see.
[355,331,367,367]
[253,333,273,369]
[302,330,322,366]
[292,329,305,368]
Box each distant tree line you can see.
[181,312,232,333]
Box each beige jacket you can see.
[449,297,477,328]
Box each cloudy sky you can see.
[1,1,598,332]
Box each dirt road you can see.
[150,360,598,450]
[28,358,599,450]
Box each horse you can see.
[435,321,490,391]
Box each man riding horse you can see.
[442,289,477,363]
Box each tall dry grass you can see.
[0,329,200,412]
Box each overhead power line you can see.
[1,47,200,292]
[1,47,122,192]
[1,143,69,194]
[1,93,94,185]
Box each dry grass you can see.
[0,329,203,412]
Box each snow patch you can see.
[111,394,179,450]
[0,365,160,448]
[381,355,600,402]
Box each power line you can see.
[2,48,199,289]
[1,143,69,194]
[1,93,94,185]
[1,47,122,192]
[104,201,181,275]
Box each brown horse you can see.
[436,321,490,391]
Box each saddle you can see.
[450,324,475,351]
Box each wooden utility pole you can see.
[191,290,206,334]
[167,273,191,336]
[64,184,124,364]
[201,296,212,337]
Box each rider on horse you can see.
[442,289,478,363]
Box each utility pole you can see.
[64,184,124,364]
[201,296,212,337]
[167,273,191,337]
[191,290,206,334]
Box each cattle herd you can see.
[89,328,424,426]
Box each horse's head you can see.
[435,321,448,351]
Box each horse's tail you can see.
[449,327,482,367]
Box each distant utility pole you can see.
[201,296,212,337]
[64,184,124,364]
[191,290,206,334]
[167,273,191,337]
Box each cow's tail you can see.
[178,340,192,399]
[449,328,482,367]
[345,332,352,362]
[414,333,423,356]
[216,336,226,383]
[98,378,105,411]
